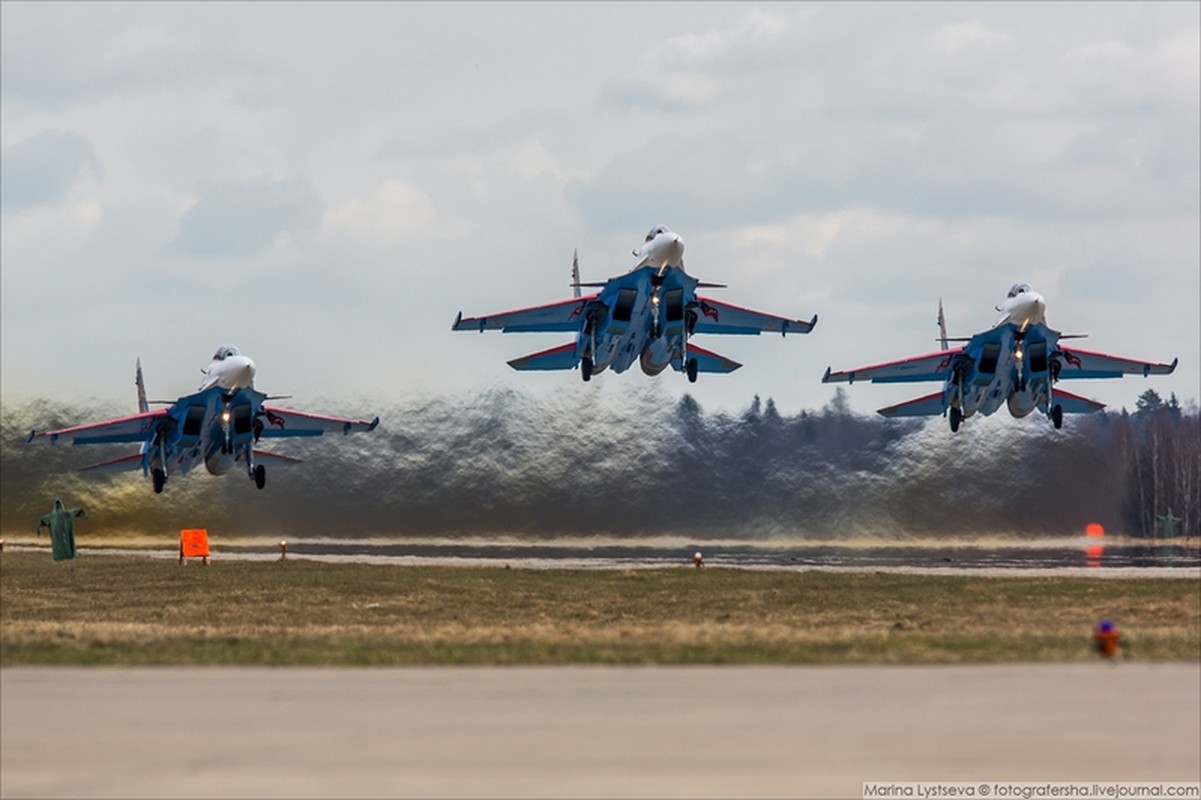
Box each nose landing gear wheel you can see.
[949,406,962,433]
[1051,404,1063,430]
[254,464,266,489]
[581,357,593,382]
[152,468,166,494]
[686,358,698,383]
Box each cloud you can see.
[322,179,436,250]
[1,130,99,212]
[607,7,790,110]
[171,176,322,258]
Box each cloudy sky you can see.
[2,2,1197,420]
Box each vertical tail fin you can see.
[571,249,581,298]
[135,358,150,414]
[937,299,949,351]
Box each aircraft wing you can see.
[877,391,946,418]
[823,348,963,385]
[452,296,596,333]
[691,296,817,336]
[80,453,146,473]
[257,407,380,439]
[253,450,305,466]
[682,344,742,374]
[1057,347,1178,380]
[508,342,579,371]
[1053,389,1106,414]
[27,410,167,446]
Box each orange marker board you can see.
[180,529,210,557]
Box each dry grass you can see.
[2,552,1198,665]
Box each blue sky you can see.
[2,2,1197,418]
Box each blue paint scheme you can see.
[454,262,816,383]
[28,368,379,493]
[824,321,1176,431]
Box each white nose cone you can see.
[633,226,685,269]
[200,353,257,391]
[995,290,1046,329]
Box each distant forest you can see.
[2,387,1197,539]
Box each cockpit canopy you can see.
[212,345,241,361]
[1007,282,1033,298]
[644,225,670,242]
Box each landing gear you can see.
[581,357,593,382]
[686,357,698,383]
[254,464,266,490]
[152,468,166,494]
[1051,404,1063,430]
[949,406,962,433]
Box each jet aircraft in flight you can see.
[452,226,817,382]
[821,284,1177,431]
[27,346,379,493]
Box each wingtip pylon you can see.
[821,366,832,383]
[452,311,462,330]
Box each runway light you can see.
[1085,523,1104,538]
[693,551,704,568]
[279,540,287,560]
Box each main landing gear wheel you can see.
[254,464,266,490]
[152,468,166,494]
[1051,404,1063,430]
[581,357,593,382]
[686,357,698,383]
[949,407,962,433]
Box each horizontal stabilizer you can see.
[877,391,945,418]
[681,344,742,374]
[254,450,304,466]
[80,453,145,474]
[1053,389,1106,414]
[507,342,579,371]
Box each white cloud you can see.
[321,179,436,250]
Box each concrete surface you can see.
[2,664,1198,798]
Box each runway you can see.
[3,664,1198,798]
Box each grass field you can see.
[2,551,1198,665]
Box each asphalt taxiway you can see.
[2,664,1198,798]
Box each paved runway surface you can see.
[3,664,1198,798]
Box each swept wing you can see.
[823,348,963,385]
[691,296,817,336]
[452,296,597,333]
[27,410,167,446]
[1057,347,1178,380]
[257,406,380,439]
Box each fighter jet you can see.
[821,283,1177,432]
[452,226,817,382]
[26,346,379,493]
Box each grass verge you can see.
[2,552,1198,665]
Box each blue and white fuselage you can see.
[823,283,1177,432]
[453,226,817,383]
[27,345,379,493]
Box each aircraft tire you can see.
[581,357,593,382]
[949,407,962,433]
[1051,404,1063,430]
[686,358,698,383]
[152,468,166,494]
[254,464,266,490]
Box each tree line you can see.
[1,387,1196,539]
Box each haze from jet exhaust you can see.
[2,4,1197,432]
[0,386,1161,539]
